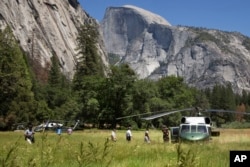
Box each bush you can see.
[221,121,250,128]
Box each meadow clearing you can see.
[1,128,250,167]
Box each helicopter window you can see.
[172,127,179,136]
[197,125,207,133]
[181,125,190,133]
[191,125,197,133]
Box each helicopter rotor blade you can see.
[116,112,154,120]
[116,107,250,122]
[116,107,196,120]
[141,108,195,120]
[205,109,250,115]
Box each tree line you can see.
[1,25,250,130]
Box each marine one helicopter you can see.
[116,107,250,142]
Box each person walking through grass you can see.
[126,127,132,141]
[162,125,169,142]
[24,123,35,144]
[111,128,117,142]
[144,128,150,143]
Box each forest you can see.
[1,24,250,131]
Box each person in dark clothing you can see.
[162,125,169,142]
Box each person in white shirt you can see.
[111,128,117,142]
[126,127,132,141]
[24,123,35,144]
[144,128,150,143]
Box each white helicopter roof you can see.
[182,117,209,124]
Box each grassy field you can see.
[1,128,250,167]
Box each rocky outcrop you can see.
[0,0,108,81]
[1,1,250,93]
[101,5,250,93]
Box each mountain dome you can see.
[122,5,171,26]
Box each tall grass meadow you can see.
[1,129,250,167]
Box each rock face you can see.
[1,1,250,93]
[0,0,108,81]
[101,5,250,93]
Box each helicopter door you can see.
[170,127,179,143]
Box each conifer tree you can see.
[0,27,37,129]
[75,23,104,80]
[99,64,137,128]
[72,23,106,124]
[48,55,62,87]
[45,55,77,120]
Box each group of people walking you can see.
[24,123,169,145]
[110,125,170,143]
[111,127,134,142]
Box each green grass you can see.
[1,129,250,167]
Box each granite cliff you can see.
[101,5,250,93]
[0,0,108,81]
[1,1,250,93]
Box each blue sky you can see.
[79,0,250,37]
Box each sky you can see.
[79,0,250,37]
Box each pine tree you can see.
[45,55,77,120]
[75,24,104,78]
[48,55,62,87]
[72,23,106,124]
[0,27,37,129]
[99,64,137,128]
